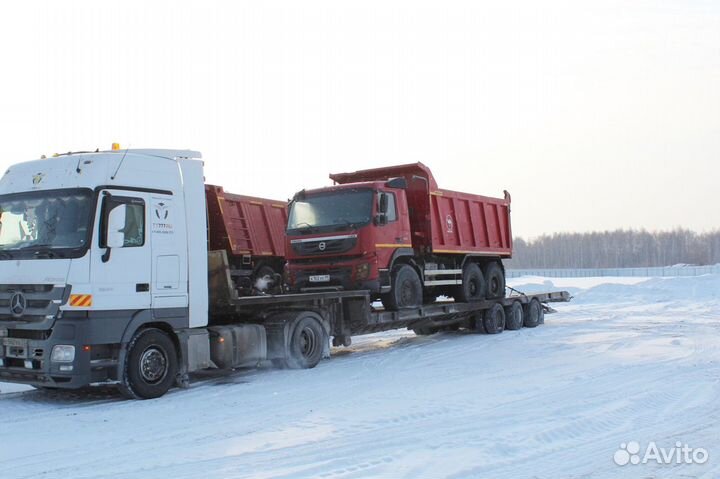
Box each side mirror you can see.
[385,177,407,189]
[374,214,388,226]
[106,204,127,248]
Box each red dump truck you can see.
[286,163,512,309]
[205,185,287,295]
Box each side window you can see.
[100,195,146,248]
[378,191,397,222]
[386,192,397,222]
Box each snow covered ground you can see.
[2,275,719,479]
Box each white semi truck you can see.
[0,148,569,399]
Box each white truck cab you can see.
[0,148,210,397]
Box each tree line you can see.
[506,229,720,269]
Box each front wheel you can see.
[118,328,178,400]
[381,264,423,310]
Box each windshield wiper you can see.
[290,222,319,234]
[28,244,67,259]
[0,251,13,259]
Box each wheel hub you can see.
[139,347,168,384]
[299,328,318,358]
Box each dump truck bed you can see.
[205,185,287,258]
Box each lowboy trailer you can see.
[0,148,569,399]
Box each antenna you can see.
[110,145,130,180]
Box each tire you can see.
[524,299,542,328]
[381,264,422,310]
[118,328,178,400]
[454,262,486,302]
[484,262,506,299]
[483,303,505,334]
[285,316,326,369]
[504,301,524,330]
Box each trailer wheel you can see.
[484,262,506,299]
[524,299,543,328]
[483,303,505,334]
[505,301,524,330]
[454,263,486,302]
[381,264,422,310]
[118,328,178,400]
[285,316,326,369]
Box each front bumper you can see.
[289,259,381,293]
[0,316,114,389]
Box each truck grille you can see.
[291,235,357,256]
[0,284,67,323]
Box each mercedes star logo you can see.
[10,292,27,317]
[318,241,326,251]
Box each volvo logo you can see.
[10,292,27,317]
[318,241,326,251]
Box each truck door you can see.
[90,190,152,310]
[374,190,411,265]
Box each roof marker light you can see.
[112,143,121,151]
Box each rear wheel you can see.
[505,301,524,330]
[484,262,506,299]
[483,303,505,334]
[524,299,543,328]
[119,328,178,400]
[381,264,422,310]
[454,262,486,302]
[285,316,326,369]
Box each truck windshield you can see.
[287,189,373,233]
[0,188,93,258]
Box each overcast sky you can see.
[1,0,718,238]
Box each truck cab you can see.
[285,180,411,295]
[0,148,209,395]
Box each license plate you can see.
[309,275,330,283]
[3,338,27,348]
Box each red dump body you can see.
[329,162,512,257]
[205,185,287,258]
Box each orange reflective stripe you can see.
[70,294,93,307]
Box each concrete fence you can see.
[506,265,720,278]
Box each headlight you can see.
[355,262,371,281]
[51,345,76,362]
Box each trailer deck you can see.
[228,289,571,337]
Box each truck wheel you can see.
[286,316,326,369]
[484,262,505,299]
[504,301,524,330]
[118,328,178,400]
[524,299,542,328]
[483,303,505,334]
[454,262,486,302]
[381,264,422,310]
